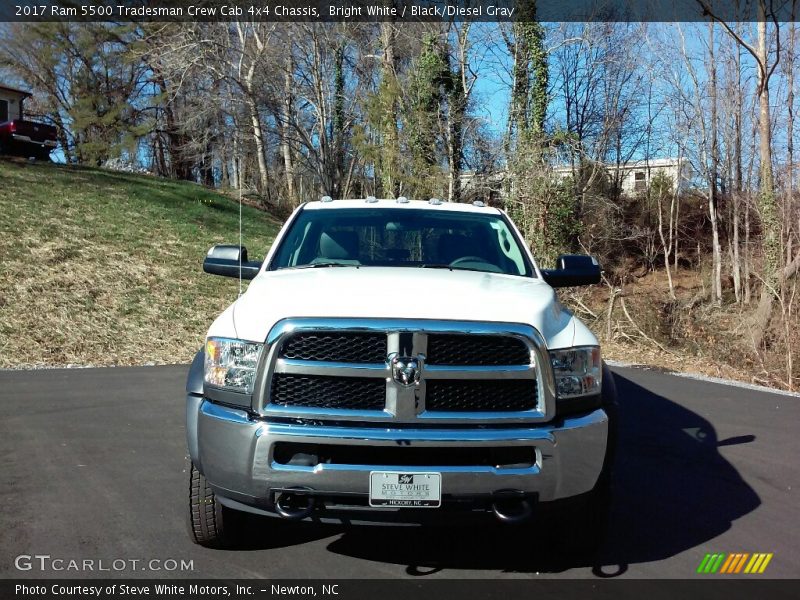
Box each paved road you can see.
[0,365,797,579]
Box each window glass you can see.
[270,208,533,277]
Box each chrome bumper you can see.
[12,134,57,147]
[189,395,609,510]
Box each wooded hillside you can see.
[1,13,798,388]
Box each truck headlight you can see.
[204,337,263,394]
[549,346,602,399]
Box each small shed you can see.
[0,84,31,122]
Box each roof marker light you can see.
[365,196,378,203]
[320,195,333,203]
[429,198,442,205]
[396,196,409,204]
[472,200,485,207]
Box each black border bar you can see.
[3,579,800,600]
[2,0,798,23]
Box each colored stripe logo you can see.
[697,553,773,574]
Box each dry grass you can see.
[0,158,281,368]
[564,267,800,391]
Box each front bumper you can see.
[188,395,609,517]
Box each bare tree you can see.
[233,21,274,195]
[699,0,788,347]
[444,22,477,203]
[708,21,723,305]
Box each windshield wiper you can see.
[289,262,359,269]
[420,263,489,273]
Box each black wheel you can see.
[35,149,51,162]
[188,461,241,548]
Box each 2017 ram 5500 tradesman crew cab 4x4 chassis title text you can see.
[186,198,617,552]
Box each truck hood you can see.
[207,267,591,349]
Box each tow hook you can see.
[274,488,316,520]
[491,490,534,524]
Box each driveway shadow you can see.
[235,373,761,575]
[595,373,760,571]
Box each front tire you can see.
[188,461,240,548]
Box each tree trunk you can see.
[744,201,751,303]
[731,31,744,303]
[245,90,269,195]
[447,83,465,203]
[53,113,73,163]
[281,52,296,205]
[752,14,781,349]
[164,102,192,181]
[200,150,214,187]
[732,193,742,302]
[332,42,346,199]
[658,190,675,299]
[504,27,528,161]
[674,185,680,271]
[708,22,723,305]
[379,23,399,198]
[787,17,795,250]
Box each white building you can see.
[458,158,694,203]
[0,84,30,123]
[553,158,695,194]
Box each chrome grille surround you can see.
[252,318,556,424]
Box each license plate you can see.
[369,471,441,508]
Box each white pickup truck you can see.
[186,197,617,553]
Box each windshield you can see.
[268,207,533,277]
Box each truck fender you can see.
[186,348,204,395]
[186,349,204,470]
[599,362,619,484]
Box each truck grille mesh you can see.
[266,324,543,418]
[280,332,386,363]
[270,374,385,410]
[426,380,537,412]
[426,334,530,365]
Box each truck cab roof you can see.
[302,198,502,215]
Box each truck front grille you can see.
[280,332,386,363]
[426,334,530,365]
[263,319,549,422]
[270,374,385,410]
[426,380,538,412]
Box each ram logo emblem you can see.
[389,354,422,387]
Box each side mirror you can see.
[203,245,261,280]
[541,254,601,288]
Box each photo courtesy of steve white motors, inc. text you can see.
[14,583,341,597]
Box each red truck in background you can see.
[0,84,57,160]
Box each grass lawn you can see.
[0,158,282,367]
